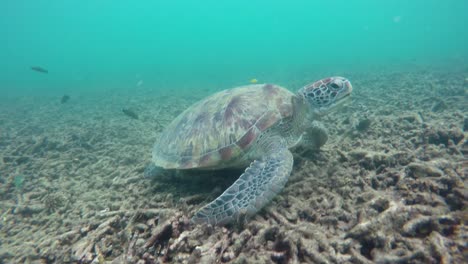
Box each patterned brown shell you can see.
[152,84,294,169]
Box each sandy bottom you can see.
[0,69,466,263]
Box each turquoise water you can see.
[0,2,466,261]
[1,0,467,96]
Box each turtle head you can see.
[297,76,352,116]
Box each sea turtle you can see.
[147,77,353,225]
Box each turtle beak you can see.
[333,83,353,114]
[345,79,353,92]
[344,79,353,96]
[336,78,353,101]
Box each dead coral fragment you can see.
[349,150,388,168]
[402,214,459,238]
[406,162,444,178]
[42,192,66,213]
[356,118,372,131]
[144,220,173,249]
[424,127,464,146]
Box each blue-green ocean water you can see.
[1,0,467,97]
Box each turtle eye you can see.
[330,82,340,90]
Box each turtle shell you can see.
[152,84,294,169]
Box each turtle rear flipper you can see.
[191,139,293,226]
[144,163,164,178]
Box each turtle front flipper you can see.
[302,120,328,150]
[191,140,293,226]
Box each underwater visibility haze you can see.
[1,0,467,96]
[0,0,467,263]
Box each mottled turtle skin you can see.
[150,77,353,226]
[153,84,294,170]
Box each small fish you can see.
[122,108,139,119]
[61,95,70,104]
[31,66,48,73]
[136,80,143,87]
[250,78,258,84]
